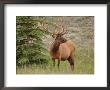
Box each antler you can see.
[37,19,68,36]
[38,22,53,35]
[57,24,68,35]
[55,17,68,35]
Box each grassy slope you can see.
[17,47,94,74]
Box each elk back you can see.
[59,40,75,59]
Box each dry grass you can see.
[17,47,94,74]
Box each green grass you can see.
[16,47,94,74]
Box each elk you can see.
[47,25,76,71]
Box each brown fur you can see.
[51,36,67,53]
[49,36,75,71]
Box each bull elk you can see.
[46,25,76,71]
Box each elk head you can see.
[51,25,67,40]
[48,26,68,47]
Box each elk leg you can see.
[53,60,55,67]
[52,58,55,67]
[68,57,74,71]
[57,60,60,69]
[58,55,61,69]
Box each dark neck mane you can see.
[51,37,67,53]
[52,40,60,53]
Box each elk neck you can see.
[51,36,67,53]
[51,39,60,53]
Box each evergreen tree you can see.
[16,16,50,66]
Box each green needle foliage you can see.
[16,16,50,67]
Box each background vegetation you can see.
[16,16,94,74]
